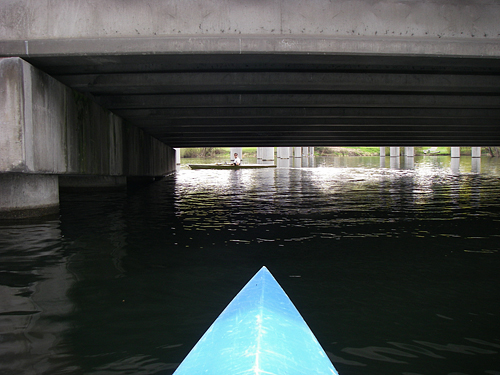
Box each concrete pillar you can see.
[230,147,242,162]
[261,147,275,161]
[175,148,181,165]
[380,147,386,157]
[293,147,301,157]
[390,147,400,157]
[405,147,414,157]
[303,147,314,157]
[277,147,290,159]
[451,147,460,158]
[0,57,175,218]
[471,147,481,158]
[0,174,59,219]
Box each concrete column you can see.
[471,147,481,158]
[277,147,290,159]
[303,147,313,157]
[380,147,386,157]
[451,147,460,158]
[0,57,175,218]
[405,147,414,157]
[0,174,59,219]
[257,147,262,160]
[175,148,181,165]
[230,147,242,162]
[390,147,400,157]
[261,147,275,161]
[293,147,301,157]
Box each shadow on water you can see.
[0,156,499,374]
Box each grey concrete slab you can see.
[2,1,499,149]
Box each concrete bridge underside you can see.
[8,44,500,147]
[1,0,500,148]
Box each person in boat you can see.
[233,153,241,166]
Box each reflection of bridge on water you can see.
[1,0,499,218]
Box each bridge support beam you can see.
[380,147,386,157]
[471,147,481,158]
[451,147,461,158]
[277,147,290,159]
[0,174,59,219]
[390,147,400,157]
[175,148,181,165]
[405,147,414,157]
[258,147,275,161]
[0,57,175,219]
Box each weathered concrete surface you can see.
[0,57,175,218]
[0,57,174,176]
[0,0,499,60]
[0,174,59,219]
[1,2,499,148]
[1,0,499,41]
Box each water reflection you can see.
[0,156,499,375]
[0,221,76,374]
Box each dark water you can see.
[1,155,499,375]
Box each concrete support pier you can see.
[0,174,59,219]
[0,57,175,219]
[302,147,314,157]
[390,147,400,157]
[471,147,482,158]
[380,147,386,157]
[175,148,181,165]
[258,147,275,161]
[405,147,415,157]
[451,147,461,158]
[277,147,290,159]
[294,147,302,158]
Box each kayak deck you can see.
[188,163,276,169]
[173,266,339,374]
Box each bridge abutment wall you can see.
[0,57,175,218]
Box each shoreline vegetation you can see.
[180,147,498,158]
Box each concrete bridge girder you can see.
[1,0,500,42]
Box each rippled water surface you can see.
[1,156,499,375]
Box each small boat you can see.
[189,163,276,170]
[173,266,339,375]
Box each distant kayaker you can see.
[233,153,241,166]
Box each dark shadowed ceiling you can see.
[23,52,500,147]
